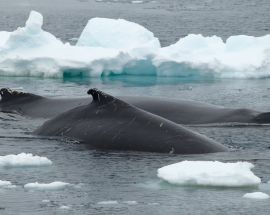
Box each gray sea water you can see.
[1,0,270,214]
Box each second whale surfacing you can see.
[1,88,270,124]
[0,88,88,118]
[34,89,228,154]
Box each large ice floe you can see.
[157,161,261,187]
[0,153,52,168]
[1,10,270,78]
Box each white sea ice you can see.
[123,201,138,205]
[243,192,270,200]
[131,1,144,4]
[157,161,261,187]
[0,180,16,188]
[76,17,160,54]
[0,153,52,167]
[97,200,119,205]
[2,11,270,78]
[59,205,71,210]
[24,181,70,191]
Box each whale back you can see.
[0,88,43,103]
[35,89,228,154]
[0,88,91,118]
[0,88,44,115]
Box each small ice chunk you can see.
[68,37,78,42]
[0,153,52,167]
[42,199,50,203]
[97,200,118,205]
[132,0,143,3]
[148,202,160,205]
[157,161,261,187]
[24,181,70,191]
[123,201,138,205]
[243,192,270,200]
[0,180,16,188]
[59,205,71,210]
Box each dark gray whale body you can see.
[0,88,88,118]
[0,88,269,124]
[34,89,228,154]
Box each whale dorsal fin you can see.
[87,88,128,107]
[0,88,42,102]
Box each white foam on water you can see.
[157,161,261,187]
[24,181,70,191]
[243,192,270,200]
[0,153,52,167]
[1,11,270,79]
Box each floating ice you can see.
[0,31,10,47]
[2,11,62,51]
[154,34,270,78]
[97,201,119,205]
[157,161,261,187]
[148,202,160,205]
[24,181,70,191]
[123,201,138,205]
[1,11,270,78]
[0,153,52,168]
[59,205,71,210]
[131,0,144,4]
[76,17,160,54]
[0,180,16,188]
[243,192,270,200]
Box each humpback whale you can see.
[1,88,269,124]
[0,88,88,118]
[34,89,228,154]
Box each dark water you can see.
[0,0,270,214]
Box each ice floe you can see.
[97,200,119,205]
[123,201,138,205]
[77,17,160,53]
[59,205,71,210]
[157,161,261,187]
[131,0,144,4]
[243,192,270,200]
[0,153,52,168]
[1,11,270,79]
[24,181,70,191]
[0,180,16,188]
